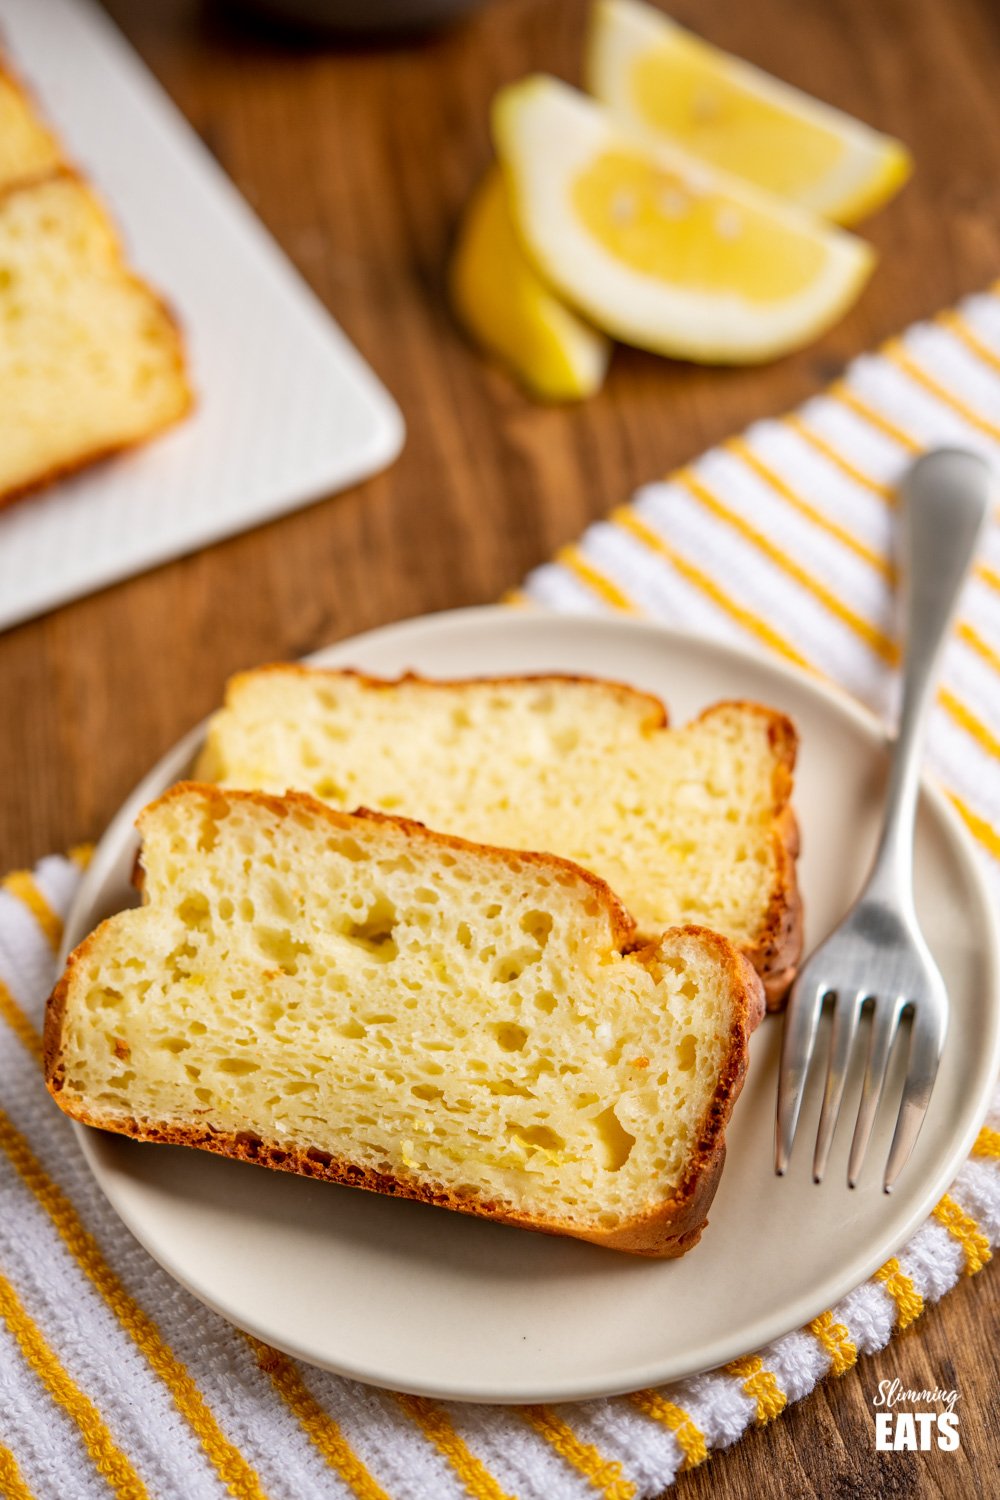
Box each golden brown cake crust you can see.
[41,1095,728,1258]
[219,663,671,728]
[692,701,803,1010]
[44,784,764,1258]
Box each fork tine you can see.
[883,1011,947,1193]
[775,977,828,1175]
[848,1001,902,1188]
[812,990,863,1183]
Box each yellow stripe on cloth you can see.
[0,979,43,1063]
[950,790,1000,861]
[556,545,640,613]
[68,844,95,871]
[933,1195,992,1274]
[2,872,62,953]
[676,468,898,663]
[807,1310,857,1376]
[884,339,1000,443]
[394,1394,515,1500]
[973,1125,1000,1158]
[519,1407,636,1499]
[783,414,894,499]
[722,1355,787,1424]
[626,1390,708,1469]
[938,686,1000,763]
[610,508,815,672]
[976,559,1000,594]
[0,1109,270,1500]
[0,1443,38,1500]
[938,310,1000,379]
[957,619,1000,676]
[246,1340,388,1500]
[873,1258,924,1330]
[829,382,922,451]
[726,436,893,578]
[0,1272,151,1500]
[392,1392,515,1500]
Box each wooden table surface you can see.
[4,0,999,1492]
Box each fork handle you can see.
[869,449,995,903]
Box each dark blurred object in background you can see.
[221,0,491,37]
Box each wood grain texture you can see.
[1,0,998,1492]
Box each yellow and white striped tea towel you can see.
[3,289,1000,1499]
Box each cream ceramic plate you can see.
[62,608,1000,1403]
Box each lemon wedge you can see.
[493,76,874,365]
[449,164,611,401]
[586,0,911,226]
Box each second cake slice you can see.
[197,669,801,1007]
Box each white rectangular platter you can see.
[0,0,404,632]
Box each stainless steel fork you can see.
[776,448,996,1192]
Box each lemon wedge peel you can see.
[585,0,912,227]
[493,76,875,366]
[449,164,611,402]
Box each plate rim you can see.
[63,605,1000,1403]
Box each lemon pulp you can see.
[573,149,826,300]
[630,38,842,201]
[587,0,911,226]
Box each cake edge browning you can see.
[691,702,802,1012]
